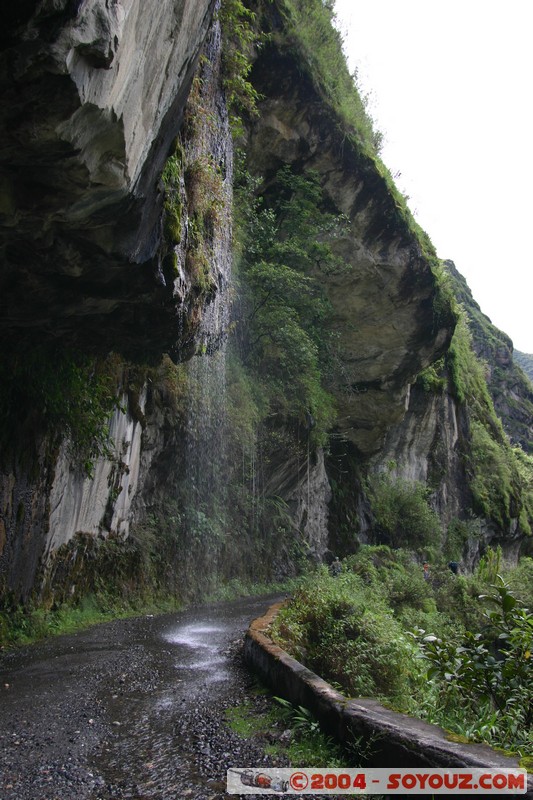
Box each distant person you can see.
[423,562,431,581]
[448,561,459,575]
[330,557,342,577]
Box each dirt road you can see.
[0,594,284,800]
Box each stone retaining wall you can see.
[244,602,532,796]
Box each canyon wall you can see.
[0,0,531,606]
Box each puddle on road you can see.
[89,597,284,797]
[163,623,229,683]
[164,623,224,646]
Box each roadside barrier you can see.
[243,602,532,796]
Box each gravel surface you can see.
[0,595,310,800]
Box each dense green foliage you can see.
[414,577,532,751]
[0,348,122,476]
[271,547,533,753]
[218,0,262,133]
[233,161,343,445]
[367,472,442,550]
[446,262,533,454]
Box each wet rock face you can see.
[0,0,215,358]
[265,444,332,562]
[246,47,453,456]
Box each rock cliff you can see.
[245,41,452,457]
[515,351,533,383]
[0,0,215,358]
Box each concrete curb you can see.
[244,602,532,794]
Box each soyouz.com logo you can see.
[226,767,528,795]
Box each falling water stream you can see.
[181,3,234,544]
[185,318,230,529]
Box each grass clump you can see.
[162,148,184,246]
[225,694,348,768]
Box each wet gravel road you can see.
[0,595,287,800]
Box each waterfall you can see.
[185,301,230,530]
[180,10,233,549]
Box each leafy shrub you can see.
[428,568,486,633]
[413,577,533,751]
[367,473,442,549]
[344,546,430,612]
[271,566,425,708]
[417,358,446,394]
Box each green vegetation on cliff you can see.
[367,473,442,550]
[270,0,453,283]
[447,309,533,533]
[0,348,123,477]
[446,261,533,454]
[218,0,262,132]
[272,0,381,155]
[233,161,342,445]
[515,351,533,383]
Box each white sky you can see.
[334,0,533,353]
